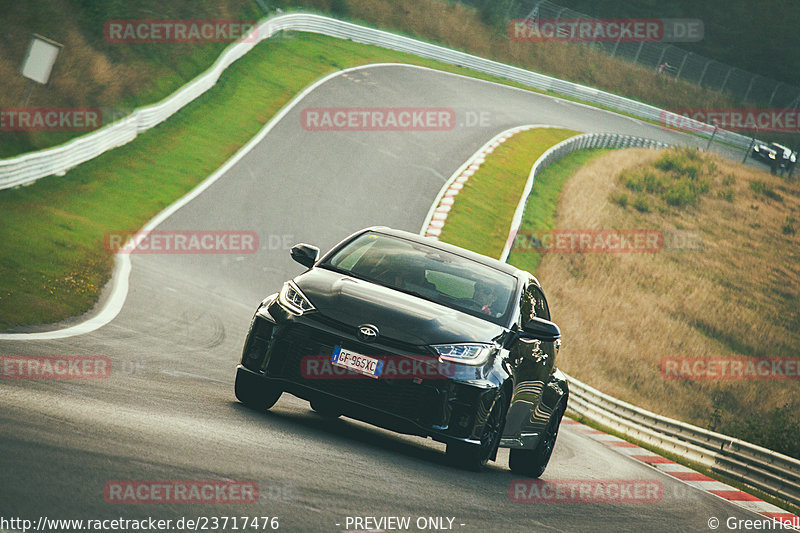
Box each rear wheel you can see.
[446,389,507,471]
[235,368,282,411]
[508,403,564,478]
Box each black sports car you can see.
[235,227,568,475]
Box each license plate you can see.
[331,346,383,379]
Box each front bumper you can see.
[239,311,500,445]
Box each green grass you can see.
[437,128,579,259]
[428,121,799,513]
[3,0,760,159]
[0,32,586,330]
[505,149,608,273]
[0,0,265,158]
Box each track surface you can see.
[0,65,772,532]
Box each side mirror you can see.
[290,243,319,269]
[520,317,561,343]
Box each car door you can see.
[502,279,559,447]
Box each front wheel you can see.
[235,368,282,411]
[446,389,507,471]
[508,403,564,478]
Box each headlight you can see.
[278,281,315,315]
[432,343,494,365]
[769,153,776,159]
[754,146,760,151]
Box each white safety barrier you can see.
[499,132,669,261]
[5,9,795,511]
[567,376,800,508]
[496,131,800,508]
[1,13,756,191]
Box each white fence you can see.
[4,10,796,511]
[568,376,800,508]
[499,132,670,261]
[497,131,800,508]
[1,13,757,191]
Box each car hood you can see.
[295,268,506,346]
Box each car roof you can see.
[365,226,530,281]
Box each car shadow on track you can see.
[229,400,513,478]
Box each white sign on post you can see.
[22,34,63,85]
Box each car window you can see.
[324,232,517,325]
[519,282,550,324]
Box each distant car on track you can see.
[753,141,796,169]
[235,227,568,475]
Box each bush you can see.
[726,402,800,460]
[654,148,703,180]
[632,195,650,212]
[783,216,797,235]
[330,0,349,17]
[619,147,714,209]
[610,192,628,208]
[717,187,735,202]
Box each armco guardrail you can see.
[1,13,758,191]
[4,10,796,510]
[567,376,800,508]
[495,131,800,508]
[499,132,670,261]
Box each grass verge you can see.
[506,149,609,273]
[437,133,798,511]
[437,128,579,259]
[0,32,580,330]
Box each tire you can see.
[310,400,342,418]
[446,389,507,471]
[235,368,282,411]
[508,403,564,478]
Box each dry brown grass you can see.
[303,0,737,111]
[1,3,145,108]
[537,148,800,454]
[2,0,739,156]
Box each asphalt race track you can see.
[0,65,772,532]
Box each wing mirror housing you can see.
[519,317,561,343]
[290,243,320,269]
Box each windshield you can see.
[321,232,517,326]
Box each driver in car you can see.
[473,283,497,316]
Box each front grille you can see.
[274,323,441,423]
